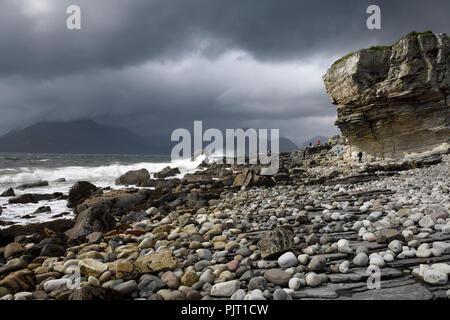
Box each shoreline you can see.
[0,140,449,300]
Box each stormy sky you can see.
[0,0,449,147]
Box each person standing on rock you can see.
[328,138,332,145]
[317,140,320,145]
[358,151,363,163]
[309,142,312,147]
[337,147,340,156]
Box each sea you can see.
[0,152,206,228]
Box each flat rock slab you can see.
[386,254,450,268]
[352,267,403,279]
[328,273,363,283]
[291,282,365,299]
[351,283,434,300]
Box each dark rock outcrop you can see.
[67,181,99,208]
[66,189,150,238]
[154,166,180,179]
[1,187,15,197]
[17,180,49,189]
[9,193,64,204]
[115,169,150,186]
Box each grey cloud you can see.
[0,0,448,147]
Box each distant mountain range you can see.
[0,120,156,155]
[0,120,301,155]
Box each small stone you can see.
[273,288,291,300]
[88,276,100,287]
[161,271,180,289]
[297,254,309,265]
[248,277,267,291]
[423,269,448,285]
[419,215,436,228]
[196,249,212,261]
[138,237,154,249]
[226,260,239,272]
[277,252,297,268]
[44,279,69,293]
[353,252,369,267]
[4,242,25,259]
[199,269,215,284]
[78,259,108,277]
[181,271,199,287]
[211,280,240,297]
[369,255,385,268]
[388,240,403,254]
[305,272,322,287]
[308,255,326,272]
[184,289,202,300]
[288,277,302,290]
[113,280,137,296]
[244,289,266,300]
[337,239,353,254]
[263,269,291,286]
[14,292,33,300]
[339,261,350,273]
[383,253,395,262]
[40,243,65,257]
[417,244,432,258]
[230,289,246,300]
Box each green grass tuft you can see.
[331,30,438,68]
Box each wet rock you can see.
[40,243,65,257]
[67,181,99,208]
[308,255,326,272]
[1,188,15,197]
[17,180,48,189]
[115,169,150,186]
[4,242,25,259]
[0,269,35,294]
[154,166,180,179]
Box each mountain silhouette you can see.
[0,120,160,155]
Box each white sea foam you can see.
[0,155,206,228]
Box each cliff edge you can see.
[323,31,450,158]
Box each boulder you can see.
[154,166,181,179]
[65,189,150,239]
[1,188,15,197]
[0,269,35,294]
[115,169,150,186]
[257,227,294,259]
[64,206,115,239]
[233,168,275,190]
[67,181,99,208]
[4,242,25,259]
[8,193,63,204]
[16,180,48,189]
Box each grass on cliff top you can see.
[331,30,437,68]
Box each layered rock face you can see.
[323,32,449,158]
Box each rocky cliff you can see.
[323,32,450,158]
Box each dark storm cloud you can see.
[0,0,449,147]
